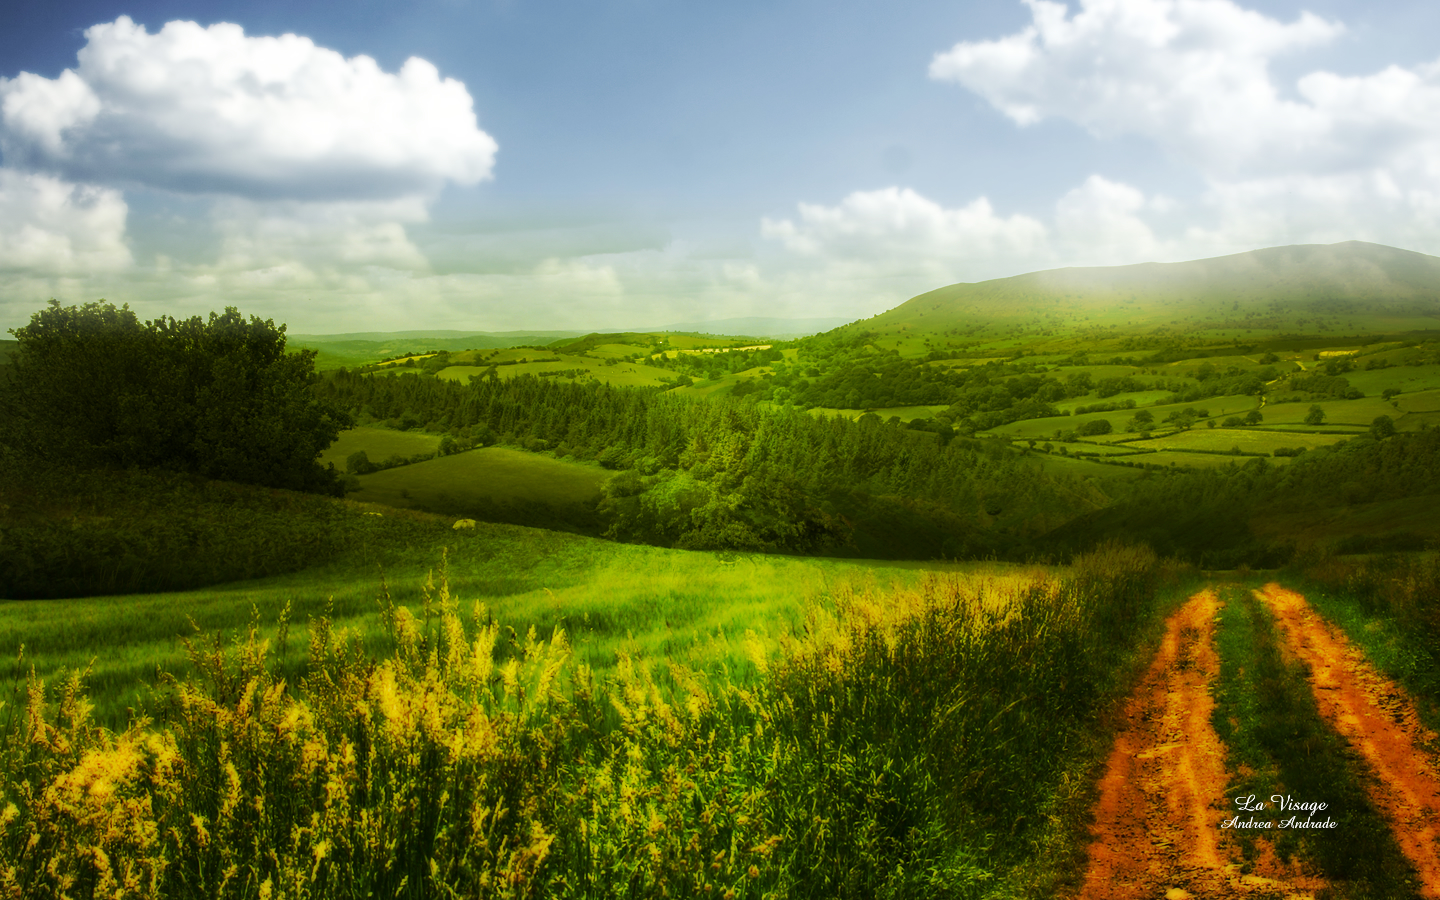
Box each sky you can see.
[3,0,1440,334]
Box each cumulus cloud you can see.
[1054,175,1163,262]
[0,16,496,201]
[0,170,131,272]
[761,178,1185,295]
[762,187,1046,268]
[927,0,1440,258]
[929,0,1344,177]
[210,197,431,274]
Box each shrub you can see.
[1077,419,1112,436]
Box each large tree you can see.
[2,300,351,494]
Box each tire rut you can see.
[1256,583,1440,899]
[1080,589,1325,900]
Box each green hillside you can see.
[845,241,1440,353]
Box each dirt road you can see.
[1257,583,1440,899]
[1079,590,1325,899]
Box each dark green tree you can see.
[3,300,350,494]
[1305,404,1326,426]
[1369,415,1396,440]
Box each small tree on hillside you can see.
[1370,415,1396,440]
[1305,405,1326,426]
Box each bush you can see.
[1077,419,1113,436]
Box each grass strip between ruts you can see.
[1210,583,1420,898]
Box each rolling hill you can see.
[843,241,1440,349]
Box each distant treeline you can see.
[315,372,1097,557]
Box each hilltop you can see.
[843,241,1440,353]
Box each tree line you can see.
[314,370,1096,556]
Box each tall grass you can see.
[0,545,1183,898]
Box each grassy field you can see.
[319,426,444,469]
[0,518,1005,731]
[1,536,1185,898]
[991,393,1260,440]
[437,353,676,388]
[348,446,611,520]
[1129,428,1348,454]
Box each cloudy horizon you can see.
[3,0,1440,334]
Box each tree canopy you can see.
[2,300,351,494]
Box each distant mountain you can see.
[846,241,1440,343]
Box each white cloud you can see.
[759,178,1189,309]
[929,0,1343,177]
[1054,175,1163,262]
[762,186,1047,268]
[0,170,131,272]
[210,197,431,273]
[0,16,496,201]
[930,0,1440,258]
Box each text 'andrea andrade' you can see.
[1221,794,1337,829]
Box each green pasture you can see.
[436,354,675,388]
[349,446,611,514]
[1026,450,1147,482]
[0,521,985,730]
[1261,396,1403,428]
[1128,450,1276,469]
[1346,363,1440,395]
[990,393,1260,440]
[1054,390,1171,413]
[1048,441,1147,457]
[1129,428,1347,454]
[320,426,444,469]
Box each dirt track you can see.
[1079,590,1325,899]
[1257,583,1440,899]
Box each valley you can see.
[1,240,1438,898]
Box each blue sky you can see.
[3,0,1440,333]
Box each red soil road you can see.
[1257,583,1440,899]
[1079,589,1326,900]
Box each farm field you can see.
[1262,395,1404,427]
[1124,449,1278,468]
[319,425,444,469]
[989,393,1260,439]
[348,447,612,522]
[1129,427,1348,454]
[437,355,676,387]
[1345,363,1440,395]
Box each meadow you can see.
[346,447,612,531]
[1,540,1190,898]
[320,426,444,469]
[0,516,981,731]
